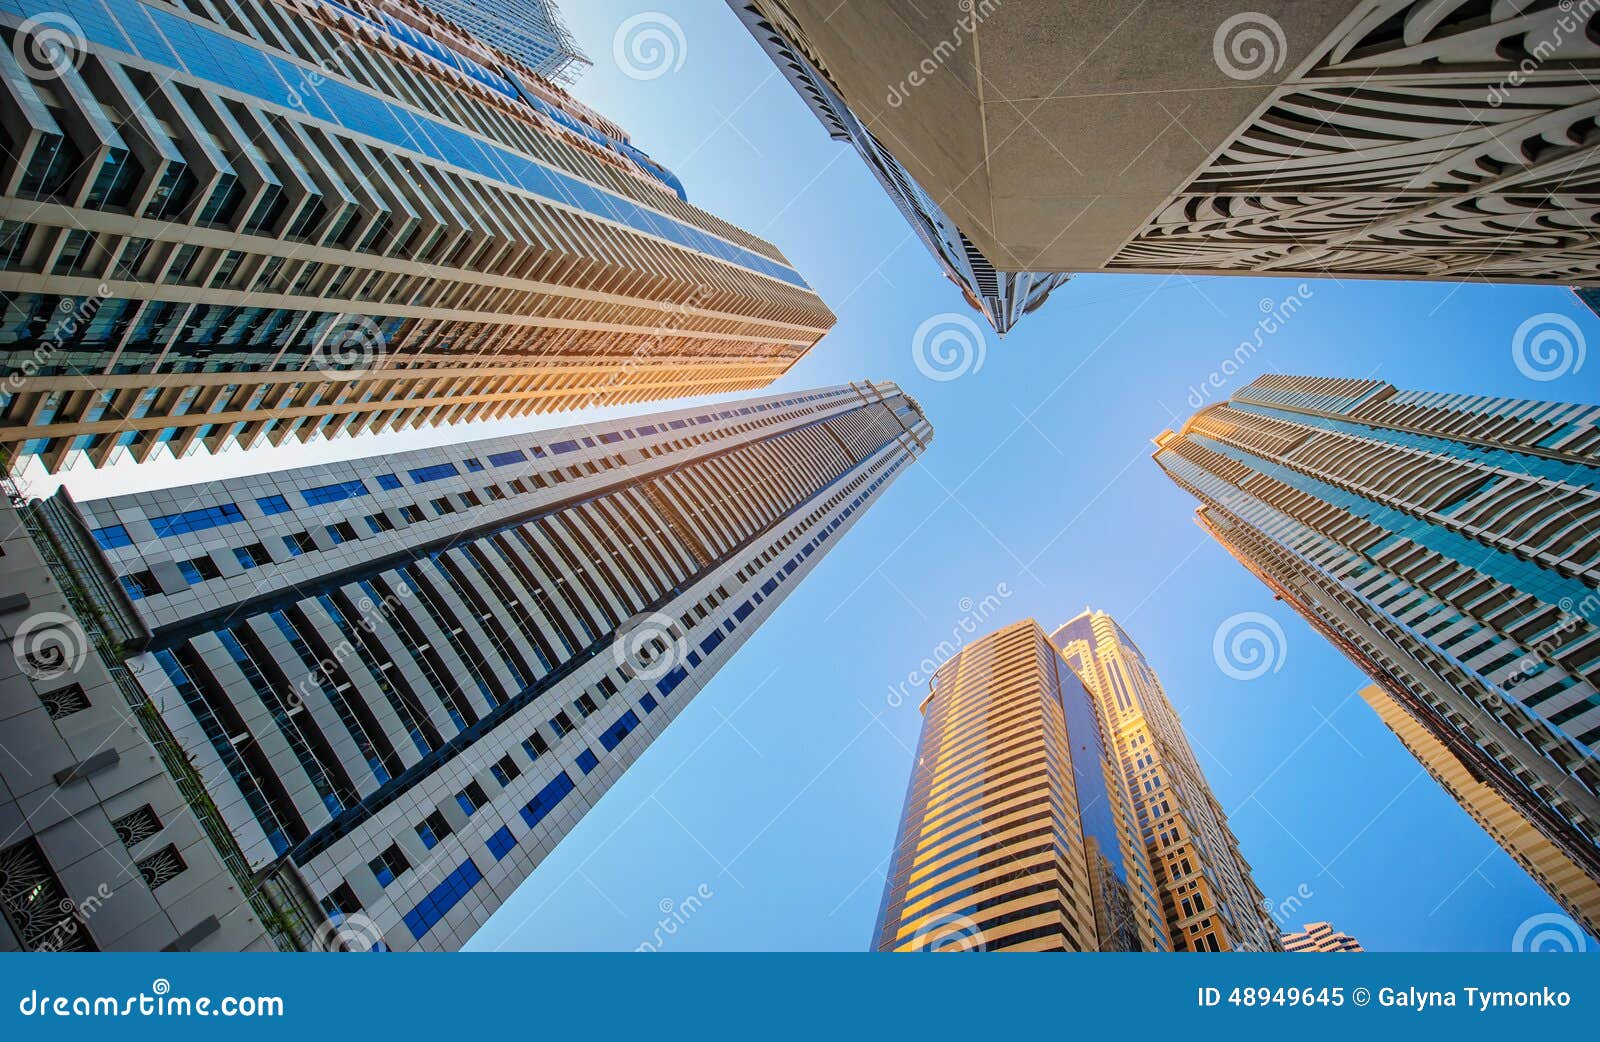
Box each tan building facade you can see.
[873,619,1161,951]
[730,1,1600,286]
[1053,610,1281,951]
[0,0,833,473]
[1359,686,1600,937]
[1282,921,1365,953]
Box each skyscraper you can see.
[12,381,930,950]
[1053,610,1280,951]
[1357,685,1600,935]
[1155,374,1600,936]
[728,2,1071,334]
[419,0,589,84]
[1282,921,1364,953]
[872,619,1165,952]
[0,0,830,474]
[728,2,1600,291]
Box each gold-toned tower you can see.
[872,620,1163,952]
[1052,610,1281,951]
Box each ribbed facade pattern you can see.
[872,620,1153,952]
[46,381,930,950]
[0,0,831,473]
[1155,373,1600,935]
[1358,685,1600,937]
[1053,611,1278,951]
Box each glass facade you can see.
[52,382,931,951]
[873,620,1159,952]
[1053,611,1278,952]
[1156,373,1600,936]
[0,0,833,473]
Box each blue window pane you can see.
[487,450,526,467]
[547,440,579,454]
[519,772,575,830]
[281,535,303,557]
[600,711,640,752]
[119,575,147,601]
[408,463,459,484]
[376,473,402,490]
[233,547,259,570]
[456,793,476,817]
[301,479,368,505]
[576,749,599,775]
[487,827,516,861]
[177,561,204,584]
[93,524,132,549]
[640,694,658,714]
[402,858,483,941]
[257,495,291,515]
[150,503,244,537]
[464,457,484,472]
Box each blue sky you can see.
[41,1,1600,953]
